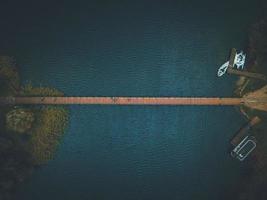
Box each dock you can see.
[227,67,267,81]
[0,97,243,105]
[226,48,267,81]
[1,85,267,111]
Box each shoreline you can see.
[233,19,267,200]
[0,56,69,199]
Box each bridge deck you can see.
[0,97,243,105]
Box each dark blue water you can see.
[0,1,263,199]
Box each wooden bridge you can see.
[0,97,243,105]
[1,84,267,112]
[0,86,266,112]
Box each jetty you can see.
[0,97,243,105]
[226,48,267,81]
[1,85,267,112]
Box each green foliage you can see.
[6,108,35,134]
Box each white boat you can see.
[231,135,257,161]
[217,49,246,77]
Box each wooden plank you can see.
[227,67,267,81]
[229,48,237,68]
[0,97,243,105]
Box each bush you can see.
[6,108,35,134]
[27,106,68,165]
[21,83,64,97]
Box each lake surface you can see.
[0,0,263,199]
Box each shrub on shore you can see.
[6,108,35,134]
[0,56,69,199]
[27,106,68,165]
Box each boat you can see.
[217,48,246,77]
[230,116,260,161]
[231,135,257,161]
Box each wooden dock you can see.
[226,48,267,81]
[1,85,267,112]
[228,48,237,68]
[0,97,244,106]
[227,67,267,81]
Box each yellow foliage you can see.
[0,56,69,165]
[17,85,69,165]
[28,106,68,165]
[21,84,64,97]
